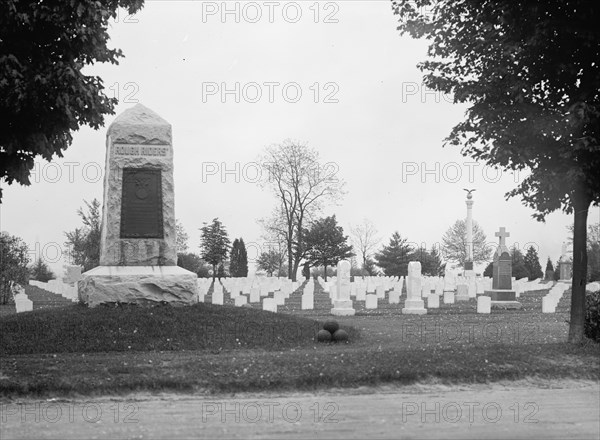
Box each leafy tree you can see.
[374,232,413,277]
[259,140,346,281]
[29,257,54,282]
[524,246,543,281]
[304,215,354,281]
[177,252,210,278]
[510,247,529,280]
[199,218,230,281]
[441,219,492,268]
[350,219,381,273]
[175,219,189,254]
[0,0,145,202]
[0,232,30,304]
[393,0,600,343]
[410,246,446,277]
[64,199,101,271]
[257,249,282,277]
[229,238,248,277]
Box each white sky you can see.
[2,1,598,276]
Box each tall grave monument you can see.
[558,242,573,283]
[78,104,198,307]
[484,227,522,309]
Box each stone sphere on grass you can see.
[323,320,339,334]
[317,329,332,343]
[332,329,349,343]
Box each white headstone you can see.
[402,261,426,315]
[365,294,378,309]
[477,296,491,314]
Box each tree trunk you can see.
[287,239,294,281]
[568,181,592,344]
[212,264,217,282]
[323,263,328,282]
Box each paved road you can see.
[1,381,598,439]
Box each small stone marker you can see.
[301,294,314,310]
[542,296,556,313]
[455,284,470,301]
[262,298,277,312]
[427,293,439,309]
[249,287,260,303]
[234,295,247,307]
[274,291,286,306]
[212,288,224,305]
[375,285,385,299]
[388,290,401,304]
[365,294,378,309]
[444,291,455,304]
[477,296,491,314]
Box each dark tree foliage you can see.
[229,238,248,277]
[524,246,544,281]
[374,232,413,277]
[29,257,54,282]
[304,216,354,282]
[177,252,210,278]
[0,0,145,201]
[393,0,600,343]
[510,247,529,280]
[410,247,446,277]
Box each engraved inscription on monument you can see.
[120,168,163,238]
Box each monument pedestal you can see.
[78,266,199,308]
[402,298,427,315]
[484,289,522,310]
[330,299,355,316]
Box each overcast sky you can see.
[2,1,597,276]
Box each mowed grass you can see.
[0,286,598,398]
[0,303,352,355]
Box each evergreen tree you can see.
[304,215,354,281]
[523,246,544,281]
[230,238,249,278]
[483,261,493,278]
[29,257,55,282]
[410,246,446,277]
[545,258,555,281]
[374,232,413,277]
[510,247,529,280]
[200,218,231,281]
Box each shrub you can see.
[584,290,600,343]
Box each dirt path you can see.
[1,380,598,439]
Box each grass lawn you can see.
[1,286,598,398]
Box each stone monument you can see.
[78,104,198,307]
[558,242,572,283]
[402,261,427,314]
[463,189,476,276]
[484,227,521,309]
[331,260,355,316]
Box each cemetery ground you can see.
[1,281,598,399]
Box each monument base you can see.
[331,300,355,316]
[485,289,522,310]
[78,266,199,307]
[402,298,427,315]
[490,301,522,310]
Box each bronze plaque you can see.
[120,168,163,238]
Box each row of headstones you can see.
[197,277,303,312]
[28,279,79,302]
